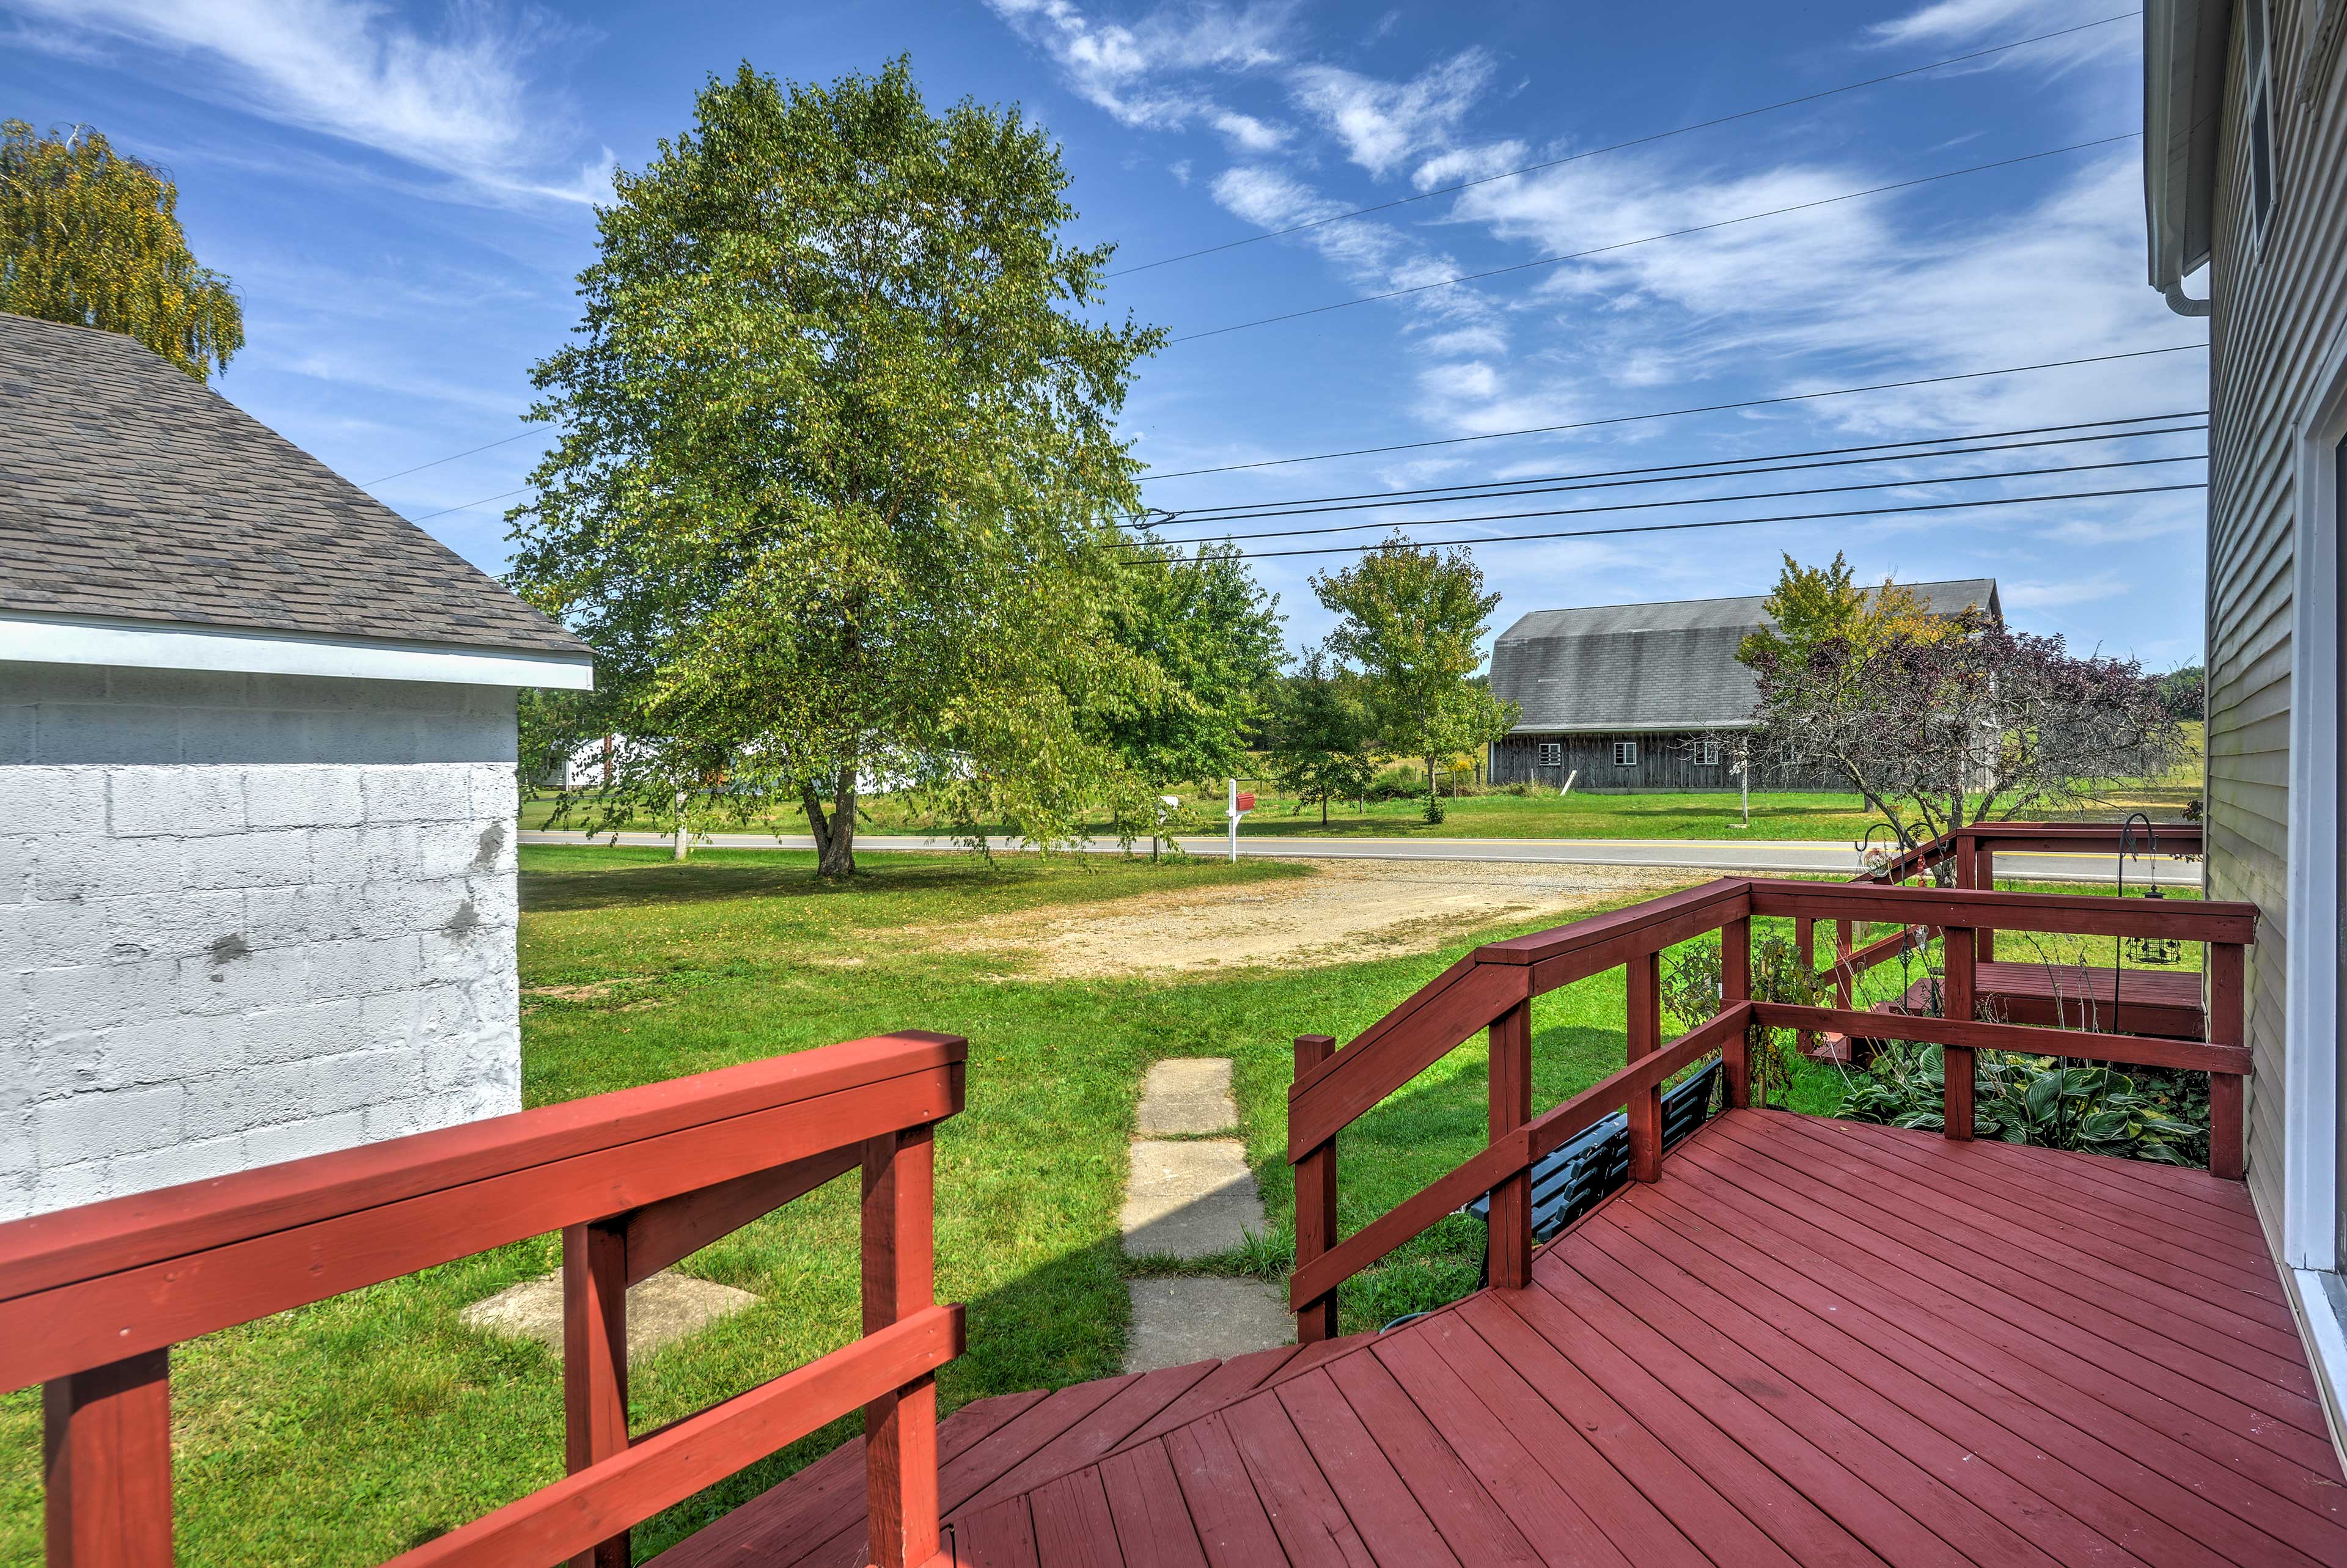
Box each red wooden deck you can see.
[659,1109,2346,1568]
[1895,961,2208,1040]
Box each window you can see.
[1612,740,1639,768]
[1697,739,1722,767]
[2246,0,2275,240]
[1535,741,1562,766]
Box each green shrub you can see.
[1661,934,1823,1106]
[1838,1042,2206,1165]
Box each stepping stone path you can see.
[1120,1058,1291,1374]
[461,1269,757,1360]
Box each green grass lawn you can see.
[0,851,2209,1565]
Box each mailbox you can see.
[1233,792,1255,813]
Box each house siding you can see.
[0,662,523,1221]
[1489,732,1849,793]
[2201,0,2347,1230]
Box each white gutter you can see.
[2142,0,2228,313]
[0,614,595,689]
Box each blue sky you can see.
[0,0,2209,669]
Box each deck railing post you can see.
[1291,1035,1340,1341]
[1942,925,1976,1140]
[862,1124,941,1568]
[1834,920,1854,1011]
[43,1347,172,1568]
[2208,943,2246,1181]
[1971,838,1996,962]
[1721,915,1752,1108]
[1487,1000,1535,1289]
[1628,950,1664,1182]
[563,1217,632,1568]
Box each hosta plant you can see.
[1839,1042,2206,1166]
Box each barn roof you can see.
[1491,579,2000,733]
[0,312,590,664]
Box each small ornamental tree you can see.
[509,59,1165,876]
[1085,536,1284,817]
[1269,647,1378,824]
[1740,560,2188,848]
[0,120,243,378]
[1313,535,1517,822]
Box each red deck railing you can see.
[0,1030,968,1568]
[1286,874,2253,1340]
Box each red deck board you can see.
[1791,1111,2286,1298]
[660,1112,2345,1568]
[1758,1113,2303,1351]
[1320,1352,1546,1567]
[1028,1468,1128,1568]
[1689,1121,2326,1424]
[1096,1443,1210,1568]
[1551,1229,2068,1568]
[1664,1145,2347,1559]
[1159,1416,1299,1568]
[1106,1345,1301,1457]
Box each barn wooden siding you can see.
[2204,0,2346,1233]
[1489,732,1850,793]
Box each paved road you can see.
[519,829,2200,885]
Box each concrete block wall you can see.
[1,661,523,1220]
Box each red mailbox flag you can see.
[1235,792,1256,812]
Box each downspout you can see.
[2163,280,2214,317]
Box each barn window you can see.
[1612,740,1639,768]
[2245,0,2275,240]
[1535,741,1562,766]
[1697,739,1722,766]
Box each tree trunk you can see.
[672,789,688,862]
[802,769,857,879]
[1320,793,1328,827]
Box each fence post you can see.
[864,1125,940,1568]
[2208,943,2246,1181]
[1628,950,1664,1181]
[1942,925,1975,1140]
[44,1349,172,1568]
[1291,1035,1340,1342]
[1721,915,1751,1108]
[1487,1000,1535,1289]
[563,1217,631,1568]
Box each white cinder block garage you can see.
[0,312,592,1220]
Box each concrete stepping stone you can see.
[1121,1139,1265,1259]
[461,1269,756,1360]
[1136,1058,1237,1135]
[1123,1278,1293,1374]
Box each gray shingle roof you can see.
[1491,579,2000,733]
[0,312,589,659]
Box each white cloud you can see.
[1288,46,1495,177]
[0,0,600,204]
[1867,0,2129,73]
[983,0,1294,147]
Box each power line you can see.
[1118,453,2204,550]
[359,430,537,488]
[1140,420,2205,531]
[1131,483,2206,563]
[1107,12,2139,278]
[1138,345,2209,480]
[400,486,532,524]
[1167,134,2139,344]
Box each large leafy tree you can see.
[1268,646,1378,825]
[0,120,242,379]
[1313,536,1516,821]
[1085,536,1283,808]
[1739,556,2187,849]
[510,59,1165,876]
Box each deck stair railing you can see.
[1287,876,2252,1341]
[0,1030,968,1568]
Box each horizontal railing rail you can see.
[4,1029,969,1568]
[1286,869,2253,1341]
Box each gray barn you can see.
[1486,581,2000,793]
